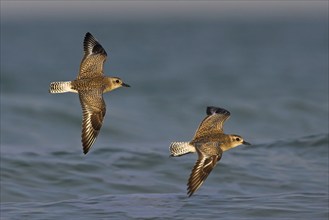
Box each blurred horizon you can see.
[1,1,328,22]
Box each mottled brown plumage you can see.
[169,106,250,197]
[49,32,130,154]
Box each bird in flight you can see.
[49,32,130,154]
[170,106,250,197]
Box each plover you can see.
[49,32,130,154]
[170,106,250,197]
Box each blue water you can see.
[1,6,328,220]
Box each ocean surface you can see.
[1,7,328,220]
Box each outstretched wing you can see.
[193,106,231,140]
[187,142,222,197]
[79,90,106,154]
[77,32,107,79]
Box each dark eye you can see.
[235,138,240,141]
[115,80,120,83]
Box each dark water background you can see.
[1,2,328,219]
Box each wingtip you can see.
[187,183,197,197]
[84,32,92,41]
[82,141,92,155]
[206,106,230,116]
[83,148,89,155]
[186,179,195,198]
[187,190,194,198]
[83,32,107,56]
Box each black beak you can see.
[243,141,251,145]
[122,82,130,87]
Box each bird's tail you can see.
[49,81,76,93]
[169,142,196,157]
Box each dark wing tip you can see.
[85,32,92,38]
[81,117,103,155]
[186,157,206,198]
[187,176,201,198]
[82,137,94,155]
[206,106,230,116]
[83,147,89,154]
[187,185,196,197]
[84,32,94,46]
[187,184,194,197]
[83,32,107,56]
